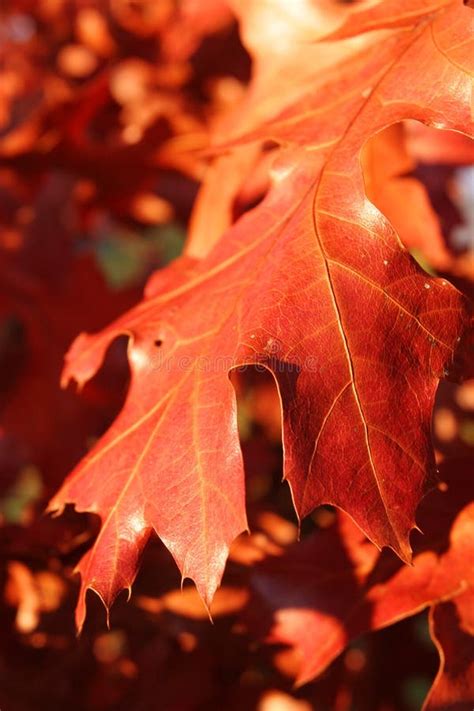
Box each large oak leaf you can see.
[48,0,472,628]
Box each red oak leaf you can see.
[48,0,472,629]
[250,459,474,688]
[424,588,474,711]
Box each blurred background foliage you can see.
[0,1,472,710]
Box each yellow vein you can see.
[326,257,453,351]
